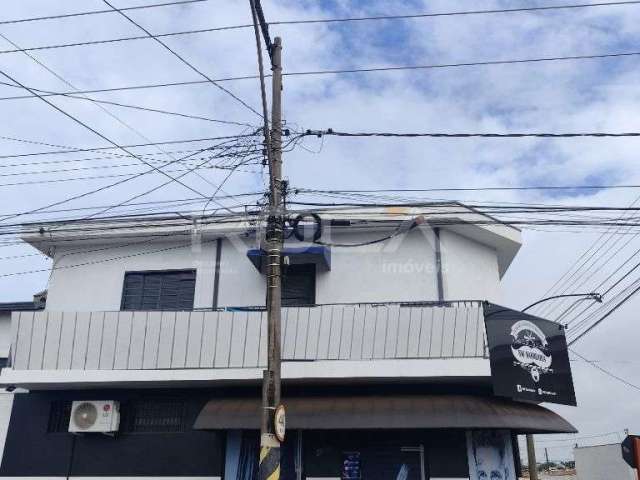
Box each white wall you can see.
[0,313,11,357]
[574,444,636,480]
[47,240,218,311]
[315,228,440,304]
[440,229,501,303]
[44,227,503,311]
[216,236,265,307]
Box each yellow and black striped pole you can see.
[259,436,281,480]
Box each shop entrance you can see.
[225,429,469,479]
[348,445,426,480]
[303,431,442,480]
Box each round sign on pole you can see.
[274,404,286,443]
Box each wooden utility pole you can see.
[526,434,539,480]
[259,35,284,480]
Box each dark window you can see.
[304,430,433,480]
[282,264,316,306]
[121,400,187,433]
[121,270,196,311]
[47,400,72,433]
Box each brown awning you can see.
[193,394,577,434]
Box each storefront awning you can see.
[193,394,577,434]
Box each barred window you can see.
[47,400,72,433]
[121,400,187,433]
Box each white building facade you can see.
[0,205,575,480]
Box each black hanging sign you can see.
[483,303,577,406]
[621,435,638,468]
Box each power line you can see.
[570,348,640,391]
[1,1,638,48]
[0,193,264,219]
[567,276,640,335]
[101,0,261,118]
[303,129,640,139]
[0,77,260,103]
[0,156,261,177]
[268,1,640,25]
[87,136,261,219]
[0,200,261,230]
[0,252,44,261]
[535,190,640,318]
[0,133,263,174]
[0,28,257,217]
[555,236,640,323]
[534,431,625,444]
[0,134,259,159]
[569,281,640,344]
[559,261,640,325]
[281,50,640,76]
[0,0,207,26]
[0,69,215,202]
[8,207,640,243]
[0,162,261,188]
[15,200,640,235]
[0,50,638,96]
[0,236,220,278]
[15,201,640,226]
[0,140,252,223]
[0,81,252,127]
[0,27,256,55]
[0,30,259,219]
[296,185,640,194]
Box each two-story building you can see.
[0,203,576,480]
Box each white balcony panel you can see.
[10,303,486,372]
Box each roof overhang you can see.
[193,394,576,434]
[19,203,522,276]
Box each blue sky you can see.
[1,0,640,460]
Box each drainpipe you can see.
[526,434,538,480]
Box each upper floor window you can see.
[282,264,316,307]
[121,270,196,311]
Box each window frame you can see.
[120,269,197,312]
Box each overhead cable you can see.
[303,129,640,139]
[0,80,253,127]
[568,281,640,344]
[3,1,639,42]
[101,0,262,118]
[0,134,259,159]
[0,0,207,26]
[569,348,640,391]
[0,68,215,203]
[0,51,638,97]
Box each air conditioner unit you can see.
[69,400,120,433]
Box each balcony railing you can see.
[10,302,487,371]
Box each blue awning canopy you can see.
[247,246,331,272]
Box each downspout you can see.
[212,237,223,309]
[434,228,444,301]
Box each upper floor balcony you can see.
[2,301,489,389]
